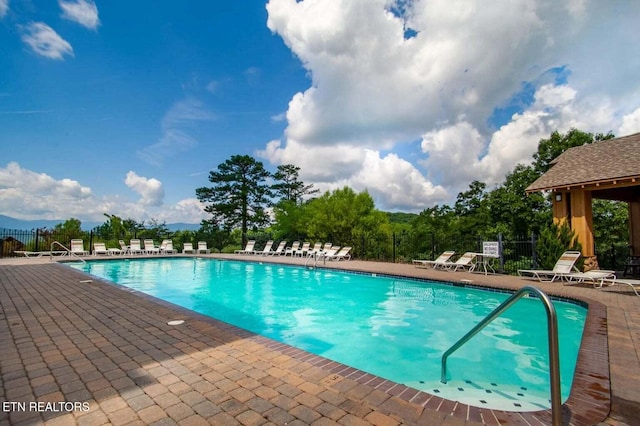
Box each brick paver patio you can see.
[1,254,638,425]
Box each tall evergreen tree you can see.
[196,155,272,247]
[272,164,319,204]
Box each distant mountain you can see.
[166,223,201,232]
[0,214,200,232]
[0,215,70,230]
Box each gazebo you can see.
[525,132,640,270]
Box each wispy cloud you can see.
[21,22,73,60]
[137,98,216,167]
[0,109,56,115]
[0,0,8,19]
[59,0,99,30]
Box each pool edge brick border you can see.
[0,260,615,425]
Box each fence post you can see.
[89,230,94,254]
[531,232,537,269]
[431,232,435,260]
[392,232,396,263]
[498,233,504,273]
[35,228,40,252]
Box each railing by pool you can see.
[441,286,562,425]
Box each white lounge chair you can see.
[284,241,300,256]
[270,241,287,256]
[182,242,195,254]
[197,241,211,254]
[324,246,352,261]
[518,251,582,282]
[412,251,455,269]
[161,240,177,254]
[129,239,143,255]
[565,269,616,285]
[446,252,477,272]
[144,239,160,255]
[597,277,640,296]
[235,240,256,254]
[294,242,311,257]
[254,240,274,255]
[306,243,323,257]
[70,239,89,256]
[93,242,110,256]
[119,240,130,255]
[317,246,340,261]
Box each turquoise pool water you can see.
[70,258,586,411]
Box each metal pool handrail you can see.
[440,285,562,426]
[51,240,86,264]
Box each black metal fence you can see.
[2,227,629,276]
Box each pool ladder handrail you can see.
[50,240,86,264]
[440,285,562,426]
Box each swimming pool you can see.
[70,257,587,411]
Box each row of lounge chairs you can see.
[93,239,178,255]
[235,240,352,261]
[414,249,639,296]
[412,251,478,272]
[412,250,640,296]
[517,250,640,295]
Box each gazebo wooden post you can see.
[552,189,596,270]
[630,201,640,257]
[571,188,595,259]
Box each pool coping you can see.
[63,255,610,425]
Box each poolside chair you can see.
[294,242,311,257]
[597,277,640,296]
[182,242,195,254]
[565,269,616,285]
[129,239,143,255]
[254,240,274,255]
[284,241,300,256]
[269,241,287,256]
[70,239,89,256]
[324,246,352,261]
[306,242,323,257]
[412,251,455,269]
[143,239,160,255]
[93,242,110,256]
[323,242,333,251]
[317,246,340,261]
[444,252,477,272]
[160,240,177,254]
[234,240,256,254]
[518,251,582,282]
[119,240,130,255]
[197,241,211,254]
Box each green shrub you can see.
[536,221,582,270]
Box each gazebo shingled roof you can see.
[526,131,640,193]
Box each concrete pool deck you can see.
[0,254,637,425]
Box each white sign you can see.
[483,241,500,257]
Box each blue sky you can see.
[2,0,640,224]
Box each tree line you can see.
[43,128,630,271]
[193,129,629,269]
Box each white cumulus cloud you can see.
[263,0,640,210]
[0,162,91,219]
[20,22,74,60]
[59,0,100,30]
[124,171,165,206]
